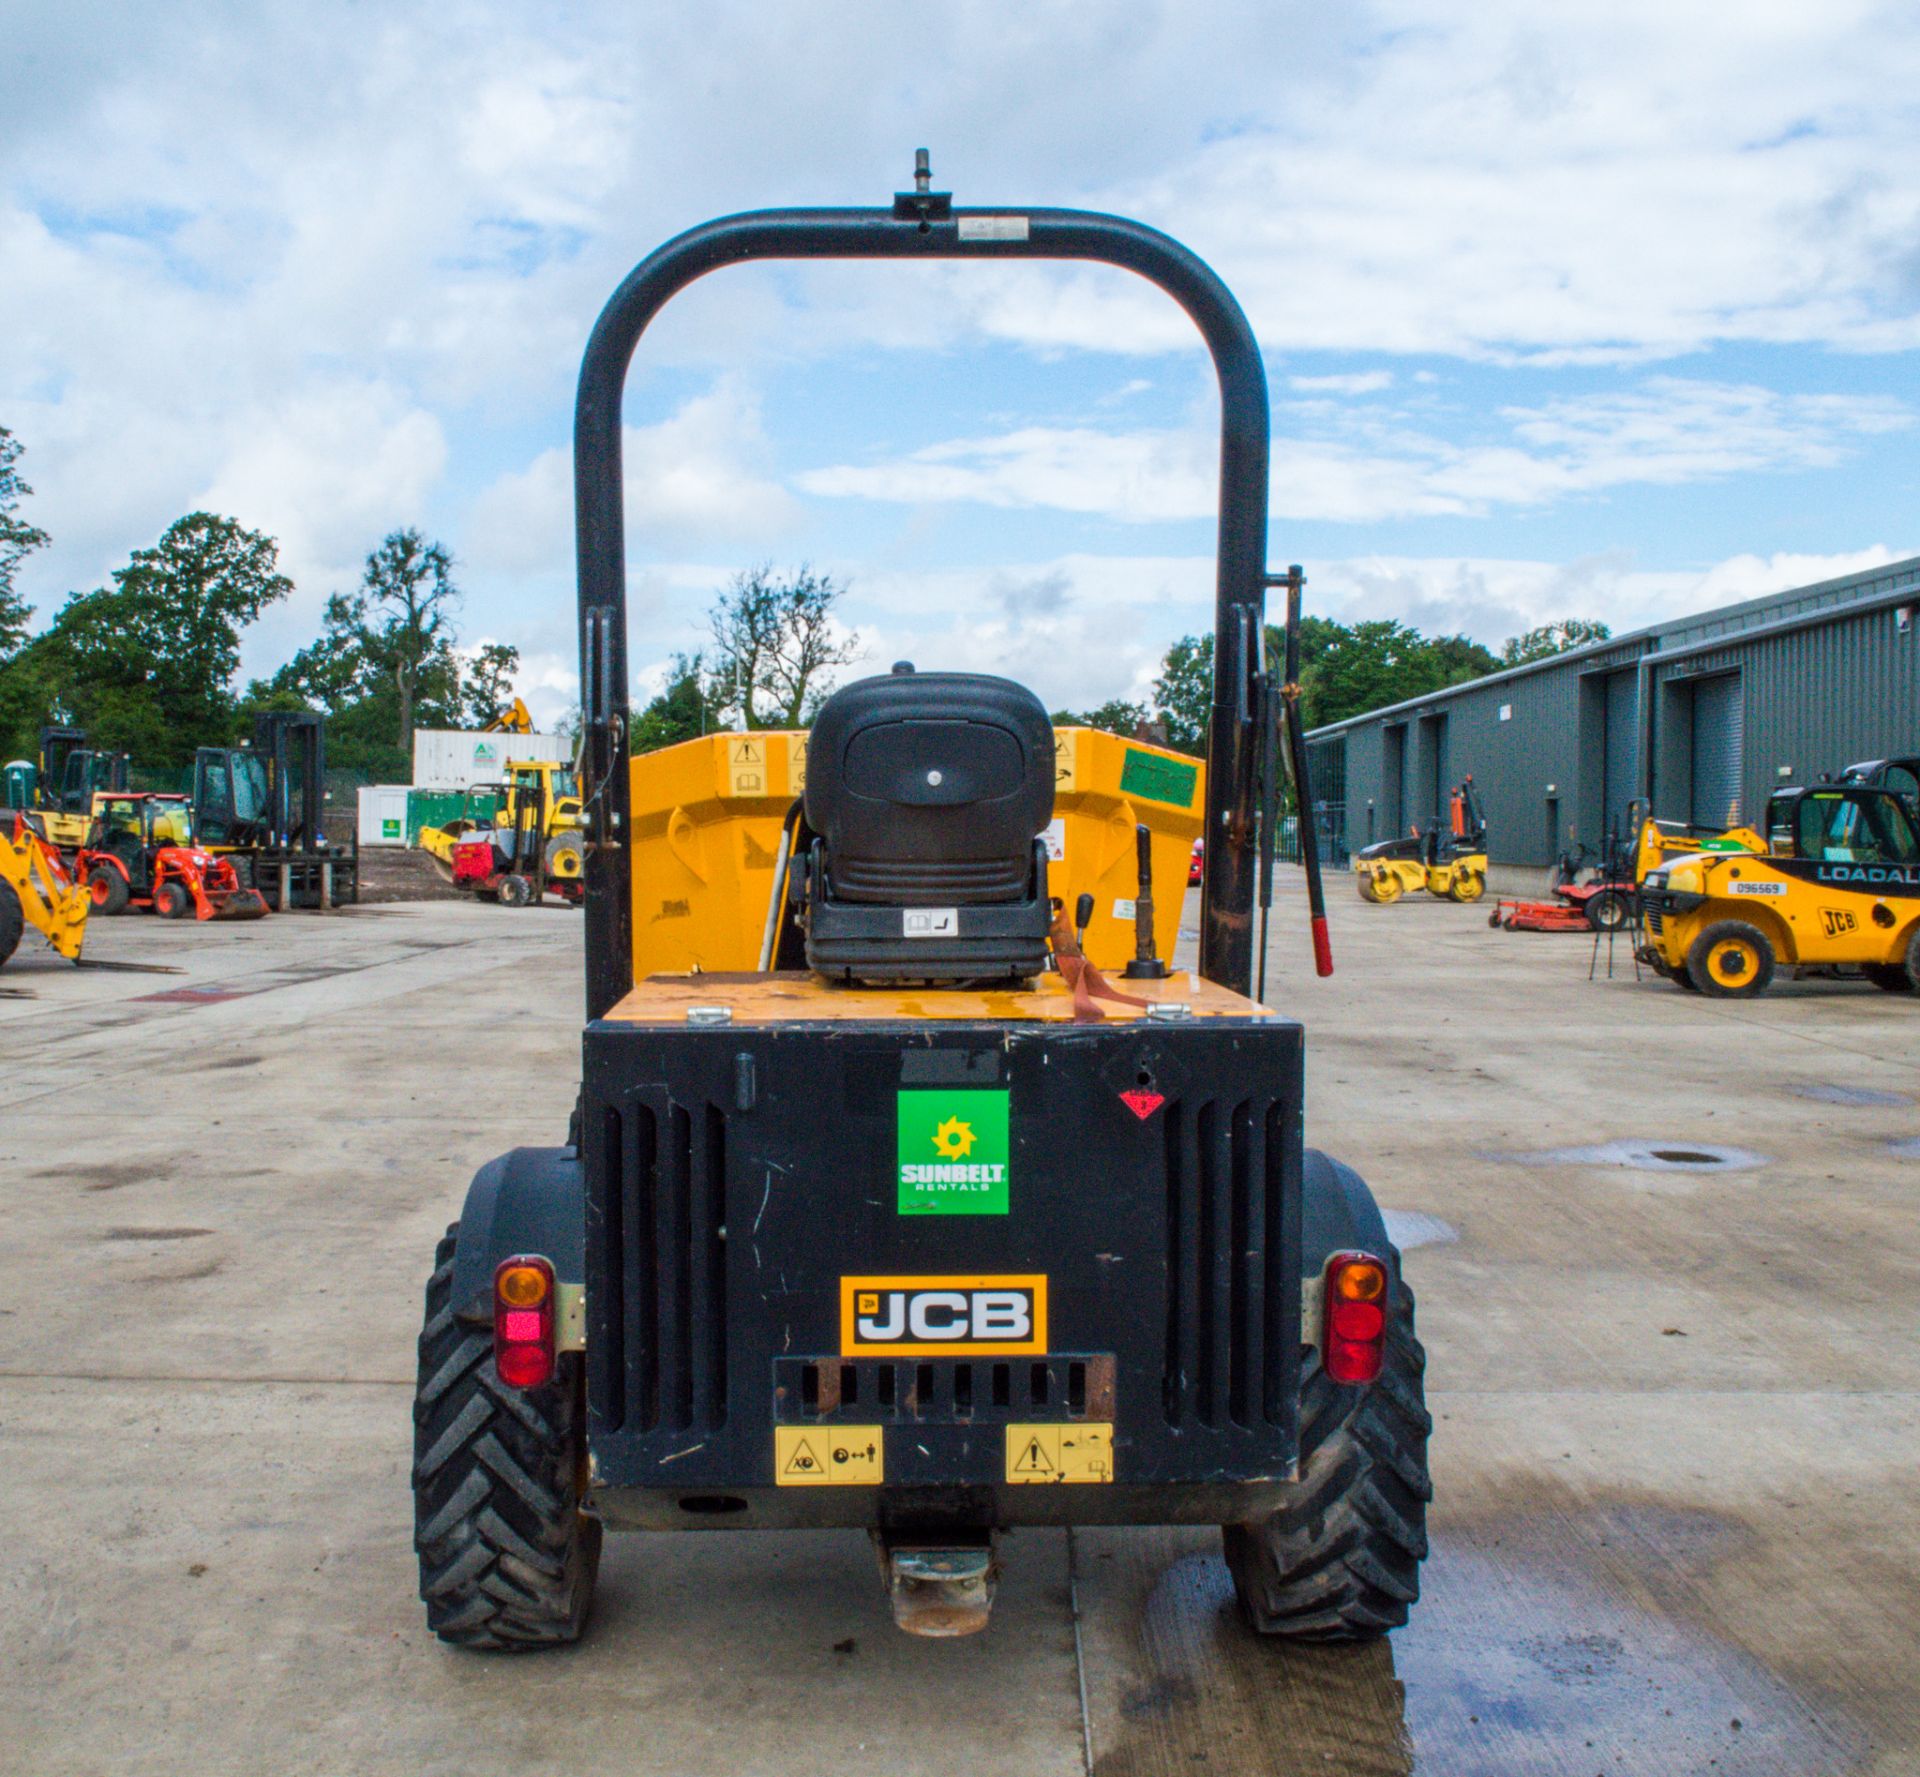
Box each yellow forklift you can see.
[9,727,130,851]
[1639,782,1920,995]
[1354,777,1487,903]
[409,159,1429,1651]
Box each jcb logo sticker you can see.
[1820,906,1858,936]
[841,1274,1047,1356]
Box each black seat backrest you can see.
[804,669,1054,905]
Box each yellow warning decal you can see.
[1005,1423,1114,1485]
[728,736,767,797]
[787,735,809,796]
[775,1424,883,1486]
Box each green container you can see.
[406,788,501,845]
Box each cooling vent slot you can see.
[774,1355,1114,1424]
[1162,1098,1289,1429]
[594,1098,728,1435]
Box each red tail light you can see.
[494,1255,556,1388]
[1322,1252,1389,1384]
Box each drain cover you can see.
[1512,1140,1766,1174]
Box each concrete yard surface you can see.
[1,887,1916,1774]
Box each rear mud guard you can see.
[449,1146,585,1314]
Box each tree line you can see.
[1,420,1611,779]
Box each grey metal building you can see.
[1305,555,1920,876]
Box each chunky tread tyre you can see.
[1862,962,1913,994]
[0,879,22,967]
[1223,1273,1431,1640]
[497,874,534,909]
[90,867,131,915]
[412,1225,600,1650]
[1687,919,1775,998]
[154,881,192,920]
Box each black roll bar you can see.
[574,167,1273,1019]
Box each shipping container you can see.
[406,788,501,846]
[356,785,414,847]
[411,729,572,790]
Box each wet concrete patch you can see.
[1887,1136,1920,1159]
[1504,1139,1766,1175]
[101,1227,212,1242]
[1793,1082,1909,1108]
[1076,1509,1860,1776]
[1383,1209,1460,1251]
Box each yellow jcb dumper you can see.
[0,811,89,967]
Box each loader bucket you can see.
[210,888,271,921]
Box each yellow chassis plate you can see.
[1005,1423,1114,1484]
[774,1425,883,1485]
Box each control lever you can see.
[1122,823,1170,979]
[1074,891,1095,953]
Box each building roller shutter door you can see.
[1690,674,1743,829]
[1603,671,1639,840]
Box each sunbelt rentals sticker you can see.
[897,1088,1010,1216]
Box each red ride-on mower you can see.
[79,792,269,921]
[1489,841,1634,934]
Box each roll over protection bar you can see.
[573,157,1286,1019]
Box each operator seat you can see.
[801,665,1055,983]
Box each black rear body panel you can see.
[581,1015,1304,1529]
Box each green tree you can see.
[1500,618,1612,665]
[1051,698,1147,738]
[1294,619,1498,728]
[329,529,462,752]
[459,640,521,728]
[0,426,50,661]
[7,513,291,763]
[632,652,726,754]
[1151,633,1214,754]
[707,564,861,728]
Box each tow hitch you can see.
[878,1533,999,1638]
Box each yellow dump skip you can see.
[626,727,1204,983]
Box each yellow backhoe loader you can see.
[0,811,90,967]
[419,759,585,905]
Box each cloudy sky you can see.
[5,1,1918,724]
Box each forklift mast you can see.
[194,711,329,850]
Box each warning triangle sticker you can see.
[1013,1437,1054,1474]
[1119,1089,1165,1121]
[782,1436,823,1477]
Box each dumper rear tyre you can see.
[0,879,22,967]
[412,1225,600,1650]
[1223,1273,1430,1641]
[1862,963,1913,994]
[1687,920,1774,998]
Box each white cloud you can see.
[799,378,1911,525]
[1288,372,1394,395]
[465,380,801,578]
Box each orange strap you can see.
[1048,911,1151,1024]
